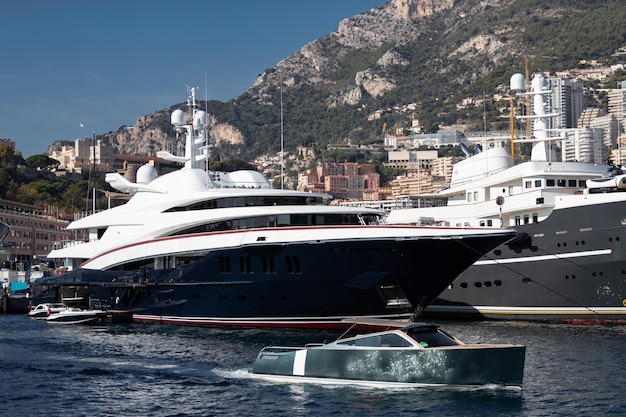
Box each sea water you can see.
[0,315,624,416]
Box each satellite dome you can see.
[194,110,207,127]
[171,109,185,126]
[136,164,158,184]
[510,73,525,92]
[223,170,272,188]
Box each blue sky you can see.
[0,0,387,158]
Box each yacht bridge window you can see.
[165,195,326,212]
[539,178,586,189]
[171,213,381,236]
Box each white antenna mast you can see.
[205,70,209,172]
[280,77,284,190]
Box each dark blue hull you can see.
[34,231,515,328]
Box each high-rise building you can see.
[589,114,620,149]
[545,76,585,130]
[607,81,626,133]
[561,128,603,163]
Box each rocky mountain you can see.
[96,0,626,160]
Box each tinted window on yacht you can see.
[164,196,326,212]
[171,213,377,236]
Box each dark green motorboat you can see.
[252,319,525,388]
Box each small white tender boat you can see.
[28,302,68,319]
[252,319,525,388]
[46,307,107,324]
[45,297,107,324]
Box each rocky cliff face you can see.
[251,0,455,103]
[113,111,172,157]
[108,107,244,157]
[249,0,538,130]
[392,0,456,19]
[254,0,526,107]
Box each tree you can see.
[24,181,65,205]
[378,166,406,185]
[24,154,60,171]
[0,168,10,198]
[15,183,40,205]
[61,181,88,213]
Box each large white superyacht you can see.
[387,73,626,323]
[33,87,516,328]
